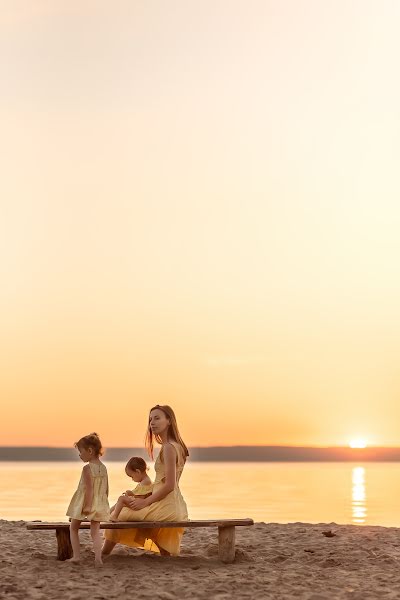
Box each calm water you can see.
[1,461,400,526]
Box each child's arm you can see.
[127,444,175,510]
[82,465,94,515]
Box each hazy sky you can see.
[1,1,400,447]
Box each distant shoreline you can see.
[2,446,400,462]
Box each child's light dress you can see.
[131,482,153,497]
[67,461,110,521]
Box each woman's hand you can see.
[82,505,92,515]
[127,497,149,511]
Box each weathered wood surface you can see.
[27,518,254,530]
[27,518,254,563]
[218,525,236,563]
[55,528,73,561]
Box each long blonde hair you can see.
[145,405,189,461]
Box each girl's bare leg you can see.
[67,519,82,563]
[110,496,132,521]
[102,539,117,557]
[90,521,103,565]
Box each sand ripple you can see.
[2,520,400,599]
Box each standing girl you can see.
[102,405,189,557]
[66,433,110,565]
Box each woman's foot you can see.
[66,557,80,564]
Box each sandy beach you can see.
[2,520,400,599]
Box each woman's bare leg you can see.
[67,519,82,563]
[102,539,117,557]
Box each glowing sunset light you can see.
[349,440,368,449]
[2,2,400,448]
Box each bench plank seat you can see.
[27,518,254,563]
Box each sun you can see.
[349,439,367,449]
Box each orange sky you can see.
[1,1,400,447]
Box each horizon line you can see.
[1,444,399,449]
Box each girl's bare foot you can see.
[66,557,80,564]
[95,559,104,567]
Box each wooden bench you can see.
[27,519,254,563]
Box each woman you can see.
[102,405,189,557]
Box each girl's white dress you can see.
[66,461,110,521]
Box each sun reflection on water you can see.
[352,466,367,524]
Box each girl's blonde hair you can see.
[145,405,189,461]
[75,432,103,457]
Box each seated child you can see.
[110,456,153,521]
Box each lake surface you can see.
[1,461,400,526]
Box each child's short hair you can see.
[126,456,147,473]
[75,432,104,457]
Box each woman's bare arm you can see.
[127,444,177,509]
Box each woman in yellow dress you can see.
[102,405,189,557]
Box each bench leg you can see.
[218,526,236,563]
[56,528,73,561]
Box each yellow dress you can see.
[131,482,153,496]
[105,441,188,555]
[66,461,110,521]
